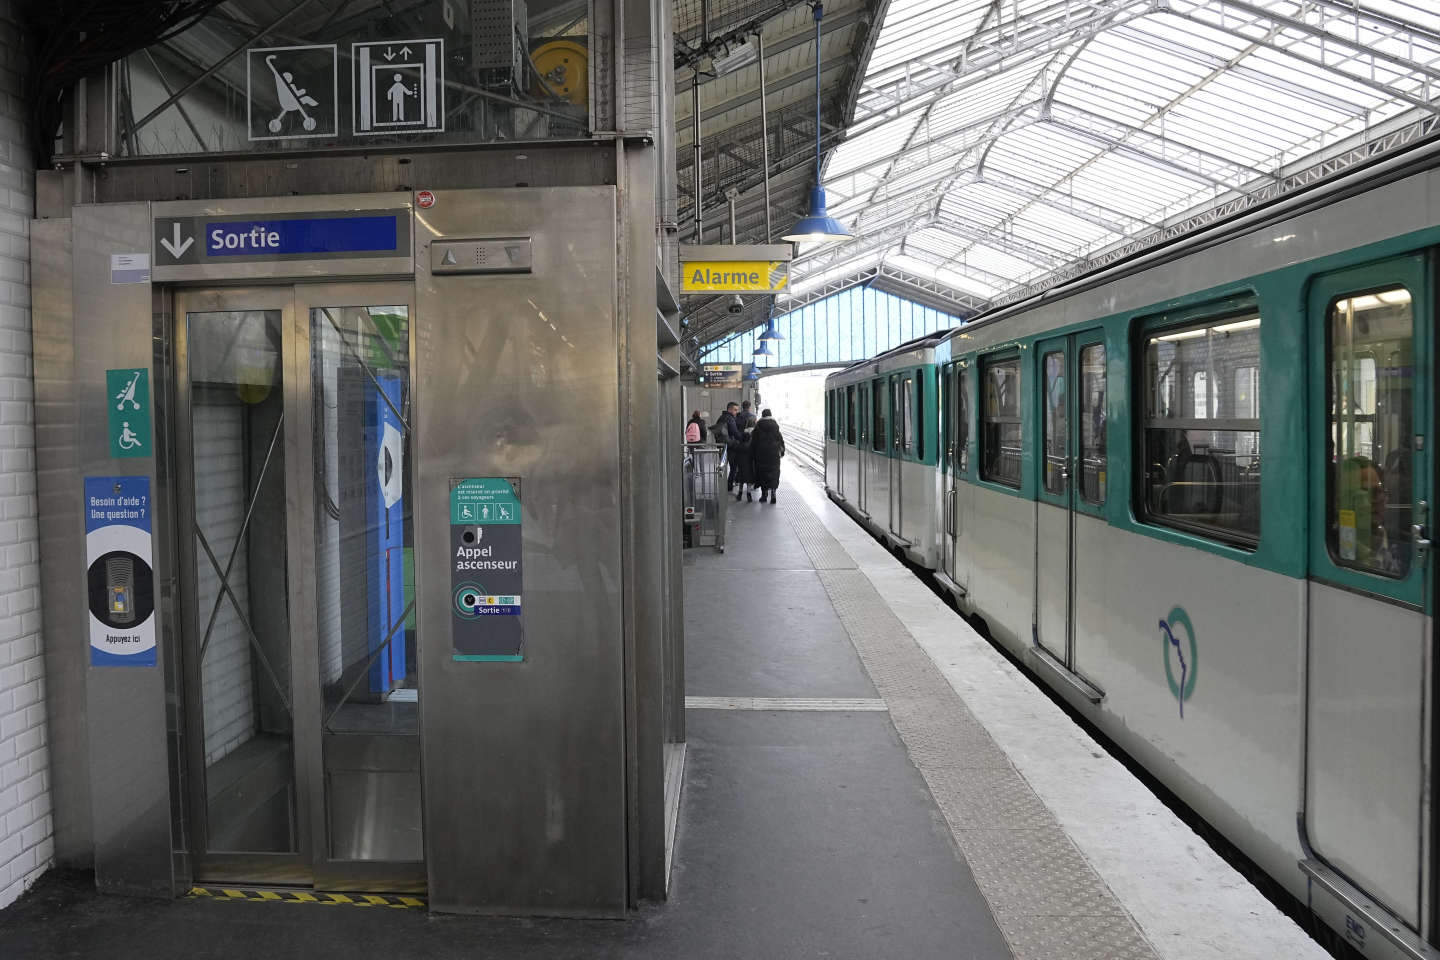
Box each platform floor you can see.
[0,471,1325,960]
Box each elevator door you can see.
[174,283,423,892]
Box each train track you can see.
[779,423,824,482]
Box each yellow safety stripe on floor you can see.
[188,886,425,908]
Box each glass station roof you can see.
[781,0,1440,311]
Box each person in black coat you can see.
[750,409,785,504]
[732,420,756,502]
[735,400,757,435]
[712,403,742,490]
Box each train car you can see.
[824,335,946,569]
[826,147,1440,960]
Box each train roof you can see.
[826,329,954,383]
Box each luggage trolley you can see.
[684,443,727,553]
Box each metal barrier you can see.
[684,443,728,553]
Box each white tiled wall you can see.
[0,0,49,911]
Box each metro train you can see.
[825,148,1440,960]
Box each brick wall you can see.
[0,1,48,912]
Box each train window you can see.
[957,366,971,474]
[1042,350,1067,494]
[846,386,856,445]
[901,377,915,456]
[1326,287,1414,578]
[827,391,835,440]
[872,379,886,453]
[1143,312,1261,543]
[981,355,1022,488]
[1079,344,1107,505]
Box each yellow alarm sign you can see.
[681,260,789,293]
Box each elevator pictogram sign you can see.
[354,39,445,136]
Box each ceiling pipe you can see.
[693,80,704,241]
[755,27,774,242]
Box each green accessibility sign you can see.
[451,477,521,524]
[107,368,151,459]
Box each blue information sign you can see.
[206,216,398,256]
[85,476,156,667]
[154,208,409,270]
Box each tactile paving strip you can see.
[776,492,857,570]
[780,494,1160,960]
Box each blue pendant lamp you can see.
[752,338,775,357]
[756,317,785,342]
[782,3,851,244]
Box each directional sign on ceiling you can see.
[152,209,411,269]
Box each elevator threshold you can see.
[188,885,426,908]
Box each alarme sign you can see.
[678,243,793,294]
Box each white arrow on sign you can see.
[159,222,194,259]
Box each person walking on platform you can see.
[750,409,785,504]
[736,399,757,436]
[713,402,742,490]
[732,420,755,502]
[685,409,706,444]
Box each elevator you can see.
[33,179,684,914]
[174,281,422,891]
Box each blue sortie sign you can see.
[205,216,398,256]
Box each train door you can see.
[1033,331,1106,679]
[941,363,957,577]
[870,376,889,531]
[1303,257,1432,941]
[942,361,971,589]
[889,372,905,536]
[857,382,870,515]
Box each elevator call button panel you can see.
[430,237,532,275]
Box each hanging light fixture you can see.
[752,338,775,358]
[782,3,851,244]
[756,317,785,342]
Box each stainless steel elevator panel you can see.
[415,187,628,915]
[72,203,176,896]
[32,218,92,868]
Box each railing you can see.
[683,442,728,552]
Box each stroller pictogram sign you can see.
[106,368,150,459]
[247,44,338,141]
